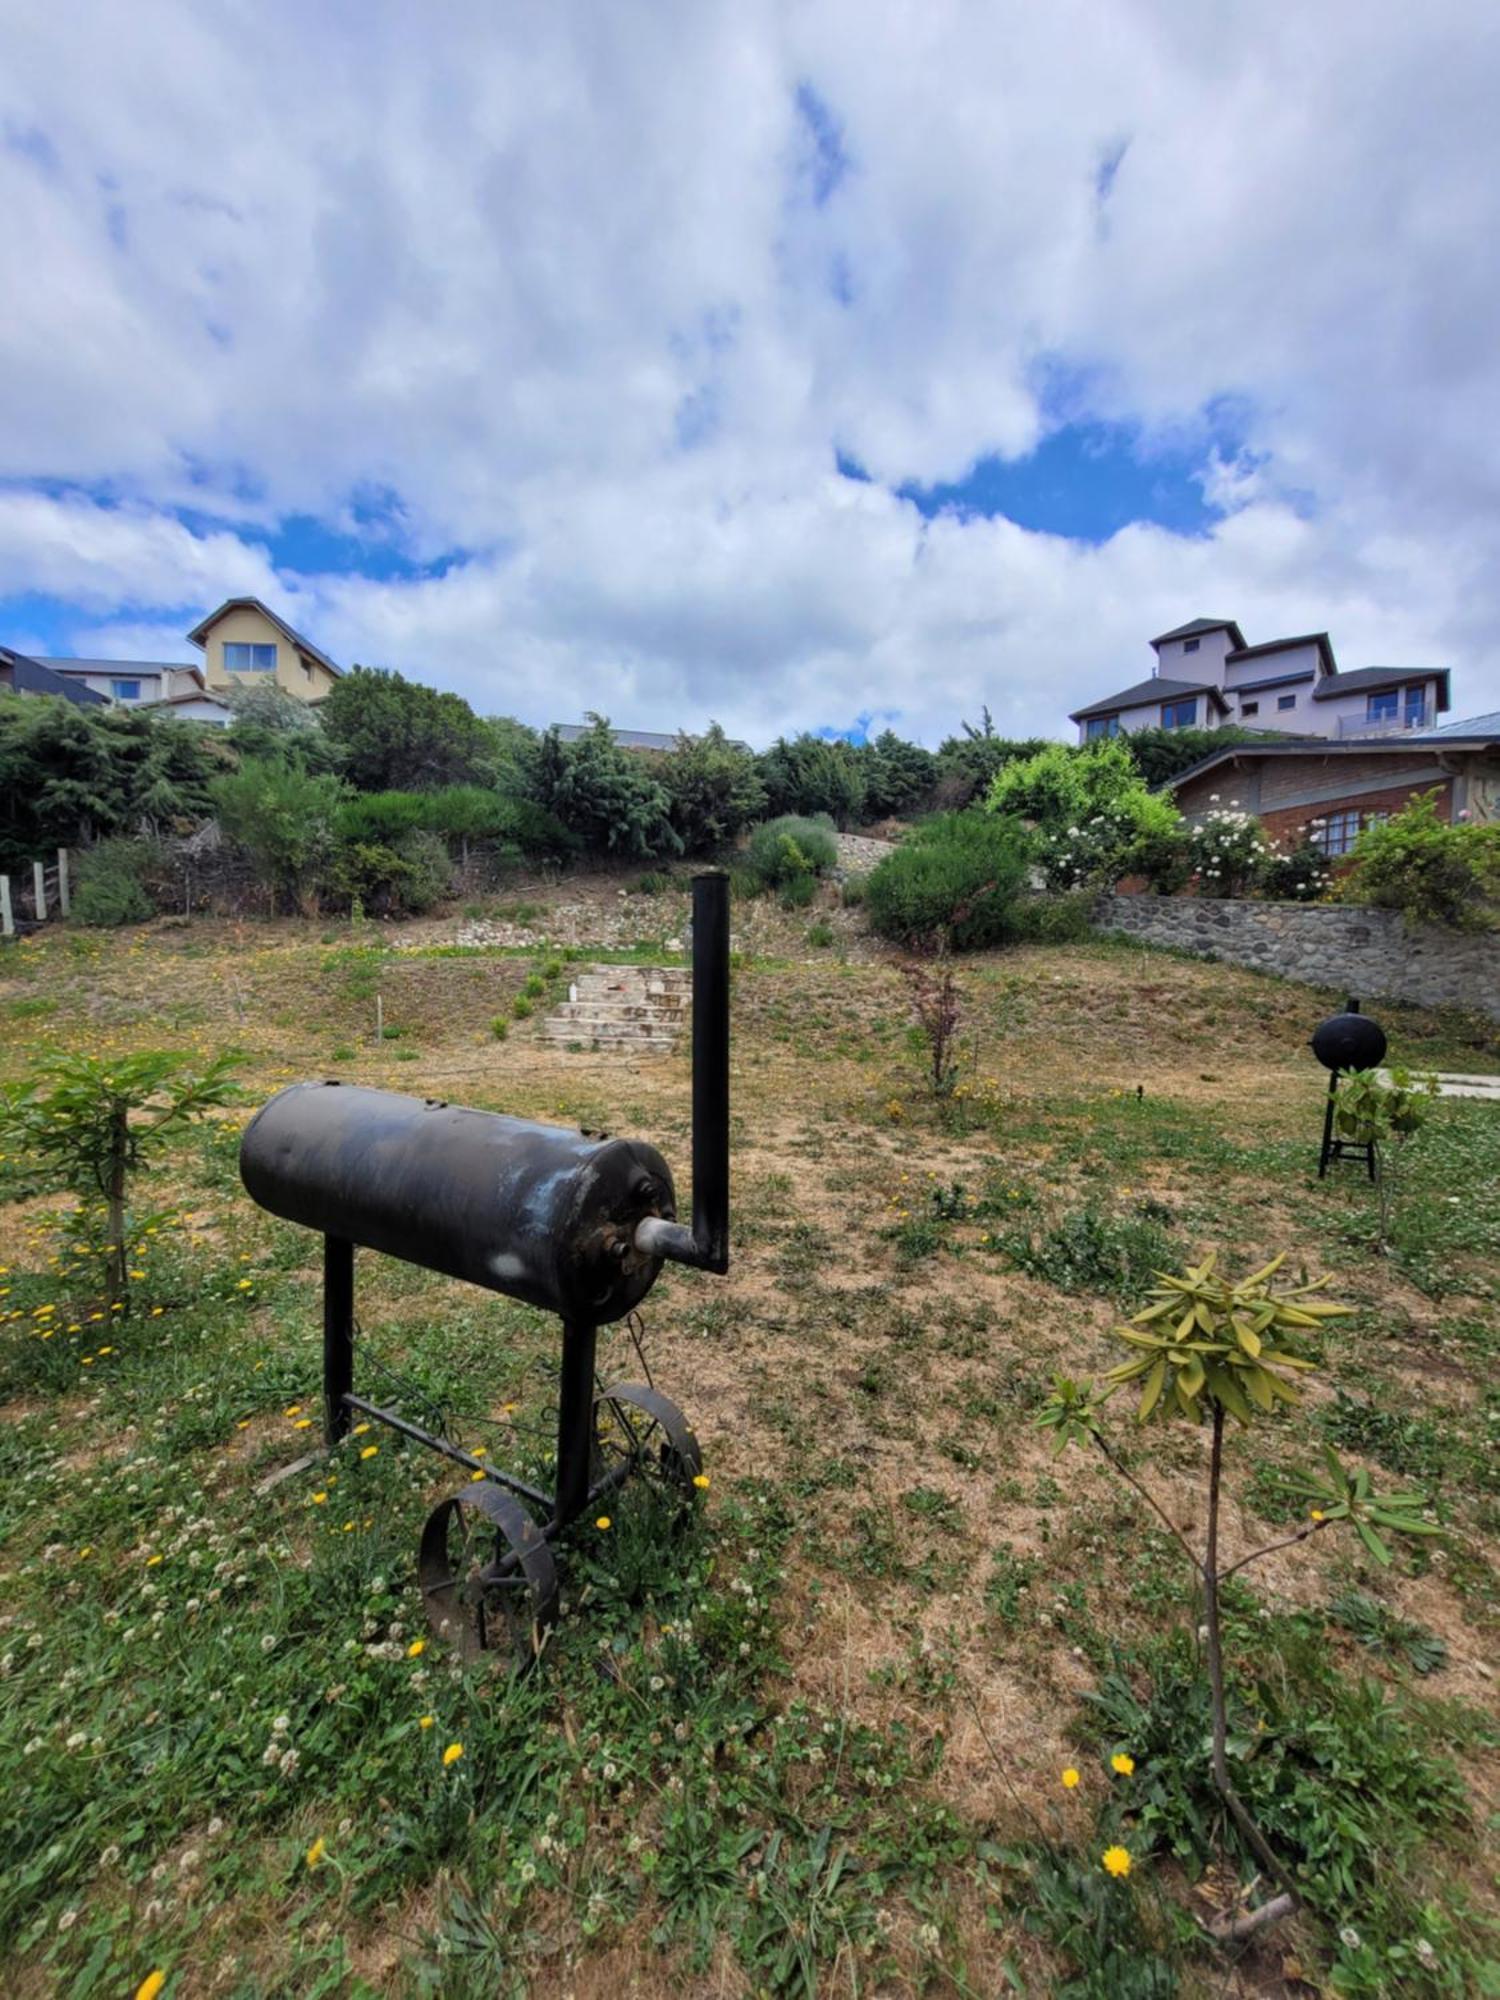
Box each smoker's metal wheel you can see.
[418,1481,558,1666]
[591,1381,703,1496]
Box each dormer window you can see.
[1183,637,1200,654]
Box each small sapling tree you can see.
[1,1050,244,1303]
[1334,1065,1437,1251]
[1039,1252,1439,1942]
[905,961,963,1098]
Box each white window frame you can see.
[224,642,278,673]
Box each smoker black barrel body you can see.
[240,1082,675,1324]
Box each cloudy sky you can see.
[3,1,1498,745]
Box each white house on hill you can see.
[1069,618,1451,745]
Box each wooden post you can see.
[33,861,46,922]
[56,848,69,917]
[375,994,383,1043]
[0,876,11,938]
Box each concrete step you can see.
[540,961,693,1054]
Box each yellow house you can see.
[188,598,342,703]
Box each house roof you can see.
[551,723,752,753]
[1225,632,1338,676]
[1150,617,1247,649]
[186,598,343,679]
[37,656,199,684]
[1312,664,1451,710]
[0,647,110,706]
[1162,731,1500,794]
[1069,677,1228,724]
[1430,709,1500,735]
[1229,669,1315,695]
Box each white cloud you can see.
[3,0,1499,740]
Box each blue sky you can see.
[1,3,1496,742]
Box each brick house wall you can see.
[1259,778,1451,851]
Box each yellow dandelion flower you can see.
[136,1973,167,2000]
[360,1445,378,1460]
[1061,1767,1080,1789]
[419,1714,435,1729]
[407,1639,425,1658]
[352,1422,371,1436]
[305,1837,326,1868]
[442,1742,463,1767]
[1111,1753,1135,1777]
[1101,1845,1132,1878]
[692,1473,710,1490]
[595,1515,611,1530]
[311,1491,328,1505]
[294,1419,313,1431]
[470,1469,486,1481]
[146,1554,163,1567]
[284,1406,302,1417]
[1310,1509,1325,1522]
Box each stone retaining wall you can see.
[1094,895,1499,1019]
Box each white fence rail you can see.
[0,848,70,936]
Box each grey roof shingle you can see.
[1069,677,1227,723]
[1312,664,1451,708]
[0,647,110,706]
[1150,617,1246,648]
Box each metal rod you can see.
[343,1393,553,1509]
[323,1235,355,1446]
[552,1318,599,1528]
[634,871,731,1272]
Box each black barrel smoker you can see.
[1311,997,1387,1179]
[239,872,730,1662]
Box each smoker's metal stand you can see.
[241,873,731,1665]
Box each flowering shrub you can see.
[1184,807,1270,898]
[1261,839,1332,902]
[1339,791,1500,930]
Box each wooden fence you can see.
[0,849,70,935]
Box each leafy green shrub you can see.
[533,714,680,859]
[989,740,1178,891]
[857,730,937,818]
[1002,1204,1175,1303]
[756,734,866,826]
[1009,892,1094,944]
[318,664,497,791]
[746,814,838,887]
[490,1016,509,1040]
[1185,808,1270,898]
[71,838,159,927]
[512,995,533,1020]
[865,812,1031,951]
[1130,824,1194,895]
[778,871,816,909]
[1262,840,1332,902]
[839,872,868,908]
[658,723,766,853]
[805,920,834,947]
[211,757,346,912]
[1339,791,1500,930]
[932,714,1052,808]
[327,830,451,916]
[629,870,671,896]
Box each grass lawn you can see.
[1,908,1496,1997]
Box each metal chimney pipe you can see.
[635,871,730,1272]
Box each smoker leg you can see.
[323,1235,355,1447]
[1318,1073,1339,1178]
[553,1319,599,1529]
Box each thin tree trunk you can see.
[1204,1402,1298,1906]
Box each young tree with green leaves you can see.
[658,723,767,853]
[1,1050,244,1303]
[1040,1252,1438,1941]
[318,665,498,792]
[1334,1066,1438,1250]
[533,715,680,859]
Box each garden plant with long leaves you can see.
[1039,1252,1440,1944]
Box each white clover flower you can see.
[1339,1926,1362,1951]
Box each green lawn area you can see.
[0,916,1496,1997]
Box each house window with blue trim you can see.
[110,678,142,701]
[1160,698,1197,729]
[224,642,277,672]
[1367,690,1398,722]
[1085,715,1120,740]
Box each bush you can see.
[1121,723,1265,789]
[933,714,1052,808]
[71,838,160,927]
[1009,892,1094,944]
[210,758,346,913]
[865,812,1032,952]
[839,873,868,909]
[319,665,497,791]
[857,731,938,818]
[1184,807,1270,898]
[1262,840,1332,903]
[746,814,839,889]
[778,872,816,910]
[327,830,452,916]
[757,735,866,826]
[1339,791,1500,930]
[1002,1203,1175,1303]
[658,724,766,854]
[988,740,1177,891]
[533,715,680,859]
